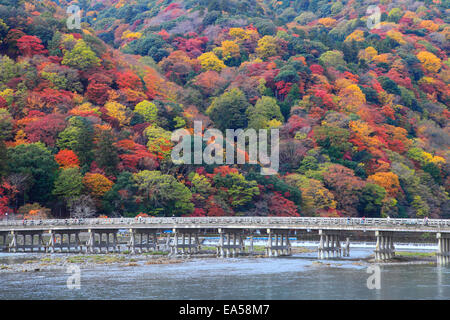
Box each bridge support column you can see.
[195,233,200,253]
[58,233,64,253]
[85,229,93,253]
[128,229,136,254]
[437,233,450,266]
[342,237,350,257]
[171,229,178,255]
[217,229,224,258]
[9,231,17,253]
[113,233,119,253]
[216,229,244,258]
[265,229,291,257]
[374,231,395,261]
[318,230,342,259]
[46,230,54,253]
[266,229,272,257]
[0,233,6,251]
[170,229,199,256]
[249,234,254,256]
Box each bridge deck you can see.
[0,217,449,234]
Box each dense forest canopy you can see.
[0,0,448,220]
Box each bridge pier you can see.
[128,229,136,254]
[0,232,7,251]
[248,233,254,256]
[265,229,291,257]
[133,230,158,253]
[318,230,342,259]
[86,229,94,253]
[342,237,350,257]
[374,231,395,261]
[9,231,17,252]
[437,233,450,266]
[216,229,244,258]
[171,229,201,256]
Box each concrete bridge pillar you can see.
[249,234,254,256]
[374,231,395,261]
[226,233,231,257]
[46,230,55,253]
[9,231,17,253]
[216,229,244,258]
[170,229,201,256]
[342,237,350,257]
[128,229,136,254]
[266,229,272,257]
[218,229,224,258]
[437,233,450,266]
[318,230,342,259]
[172,229,178,255]
[265,229,291,257]
[85,229,94,253]
[195,233,200,253]
[0,233,6,251]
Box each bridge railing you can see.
[0,217,449,228]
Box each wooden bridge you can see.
[1,217,449,264]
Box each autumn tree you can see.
[83,173,114,198]
[57,116,94,166]
[416,51,441,73]
[62,39,100,71]
[24,113,66,147]
[322,164,366,216]
[16,35,47,57]
[55,149,80,168]
[367,172,401,197]
[134,100,158,123]
[144,125,172,160]
[198,52,226,72]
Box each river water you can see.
[1,243,449,300]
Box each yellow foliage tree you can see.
[358,46,378,61]
[386,30,406,44]
[255,35,280,60]
[345,30,365,42]
[198,52,226,72]
[417,51,441,73]
[104,101,129,126]
[220,40,240,61]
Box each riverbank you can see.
[0,253,188,273]
[0,247,314,273]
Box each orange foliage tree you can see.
[367,172,401,197]
[83,173,114,197]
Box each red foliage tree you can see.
[16,35,47,57]
[24,113,66,146]
[55,149,80,168]
[268,192,300,217]
[86,73,113,105]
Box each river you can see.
[0,243,449,300]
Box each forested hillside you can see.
[0,0,448,219]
